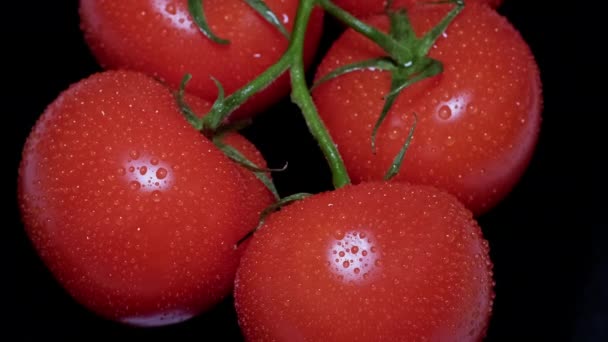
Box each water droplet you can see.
[375,259,382,267]
[362,250,368,256]
[342,261,350,268]
[129,181,141,191]
[334,230,344,240]
[371,246,377,253]
[156,168,168,179]
[165,3,177,15]
[354,268,360,274]
[438,105,452,120]
[445,135,456,147]
[130,150,140,160]
[150,158,159,166]
[128,166,135,173]
[351,246,359,254]
[339,251,345,257]
[139,166,148,175]
[388,129,400,140]
[117,167,126,176]
[151,191,162,202]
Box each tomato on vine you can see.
[313,3,542,214]
[18,70,273,326]
[235,182,494,341]
[79,0,324,121]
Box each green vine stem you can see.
[289,0,350,188]
[187,0,462,191]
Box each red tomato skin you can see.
[79,0,324,121]
[235,182,494,341]
[333,0,503,19]
[313,4,542,215]
[18,70,272,326]
[183,94,275,231]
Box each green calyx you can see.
[312,1,463,179]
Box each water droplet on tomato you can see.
[339,251,345,257]
[139,166,147,175]
[150,158,159,166]
[445,136,456,147]
[354,268,360,274]
[128,166,135,173]
[342,261,350,268]
[130,150,140,160]
[117,167,126,176]
[351,246,359,254]
[165,3,177,15]
[156,168,168,179]
[129,181,141,191]
[151,190,162,202]
[438,105,452,120]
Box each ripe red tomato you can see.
[313,4,542,215]
[79,0,324,121]
[333,0,503,19]
[18,70,273,326]
[235,182,494,341]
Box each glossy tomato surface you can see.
[332,0,503,19]
[313,4,542,215]
[79,0,324,121]
[18,70,272,326]
[8,1,605,341]
[235,182,494,341]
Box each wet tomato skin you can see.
[18,70,272,326]
[79,0,324,121]
[332,0,503,20]
[313,4,542,215]
[235,182,494,341]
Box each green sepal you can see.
[385,58,443,97]
[235,193,312,247]
[416,0,464,56]
[212,136,280,200]
[311,57,398,90]
[384,113,418,180]
[244,0,290,39]
[175,74,204,131]
[203,77,227,131]
[371,69,408,153]
[188,0,230,45]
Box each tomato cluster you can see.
[18,0,540,340]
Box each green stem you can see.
[202,52,292,130]
[290,0,350,189]
[316,0,412,64]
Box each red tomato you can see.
[313,4,542,215]
[235,182,494,341]
[333,0,503,19]
[18,70,273,326]
[79,0,324,121]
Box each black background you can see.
[5,1,606,341]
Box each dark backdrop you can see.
[5,1,606,341]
